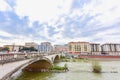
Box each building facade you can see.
[25,42,37,48]
[37,42,53,53]
[101,43,120,55]
[90,43,101,55]
[4,45,24,52]
[53,45,68,53]
[68,42,90,54]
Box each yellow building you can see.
[4,45,13,52]
[68,42,90,54]
[4,45,23,52]
[25,42,37,48]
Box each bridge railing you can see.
[0,52,60,64]
[0,52,42,64]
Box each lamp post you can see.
[12,43,15,53]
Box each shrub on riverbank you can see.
[92,61,102,73]
[72,59,76,62]
[50,64,69,71]
[50,66,65,70]
[61,55,66,59]
[62,59,69,62]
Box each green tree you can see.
[2,47,9,51]
[19,47,38,52]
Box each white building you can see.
[90,43,101,55]
[36,42,53,53]
[101,43,120,55]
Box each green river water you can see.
[15,61,120,80]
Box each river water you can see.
[15,60,120,80]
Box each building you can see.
[90,43,101,55]
[68,42,90,55]
[37,42,53,53]
[53,44,68,53]
[101,43,120,55]
[25,42,37,48]
[0,47,3,51]
[4,45,24,52]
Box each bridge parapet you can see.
[0,53,61,64]
[0,52,41,64]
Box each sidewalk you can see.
[0,59,32,80]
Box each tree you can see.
[2,47,9,51]
[19,47,38,52]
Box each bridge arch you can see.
[23,57,53,72]
[53,55,60,63]
[22,54,61,72]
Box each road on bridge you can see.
[0,59,33,80]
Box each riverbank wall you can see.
[79,55,120,59]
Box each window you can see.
[84,45,87,51]
[69,45,72,51]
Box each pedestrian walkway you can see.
[0,59,32,80]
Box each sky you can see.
[0,0,120,46]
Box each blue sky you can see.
[0,0,120,46]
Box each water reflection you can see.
[16,72,52,80]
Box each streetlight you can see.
[12,43,15,53]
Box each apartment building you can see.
[68,42,90,54]
[90,43,101,55]
[54,44,68,53]
[101,43,120,55]
[37,42,53,53]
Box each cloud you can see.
[14,0,73,26]
[0,30,12,37]
[0,0,12,11]
[83,0,120,28]
[0,0,120,46]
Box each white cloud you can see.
[83,0,120,28]
[0,34,39,46]
[14,0,73,26]
[52,37,91,45]
[0,0,12,11]
[95,28,120,37]
[43,24,50,39]
[1,0,120,45]
[90,28,120,43]
[0,30,12,37]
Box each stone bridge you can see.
[23,54,61,71]
[0,53,61,80]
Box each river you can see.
[15,60,120,80]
